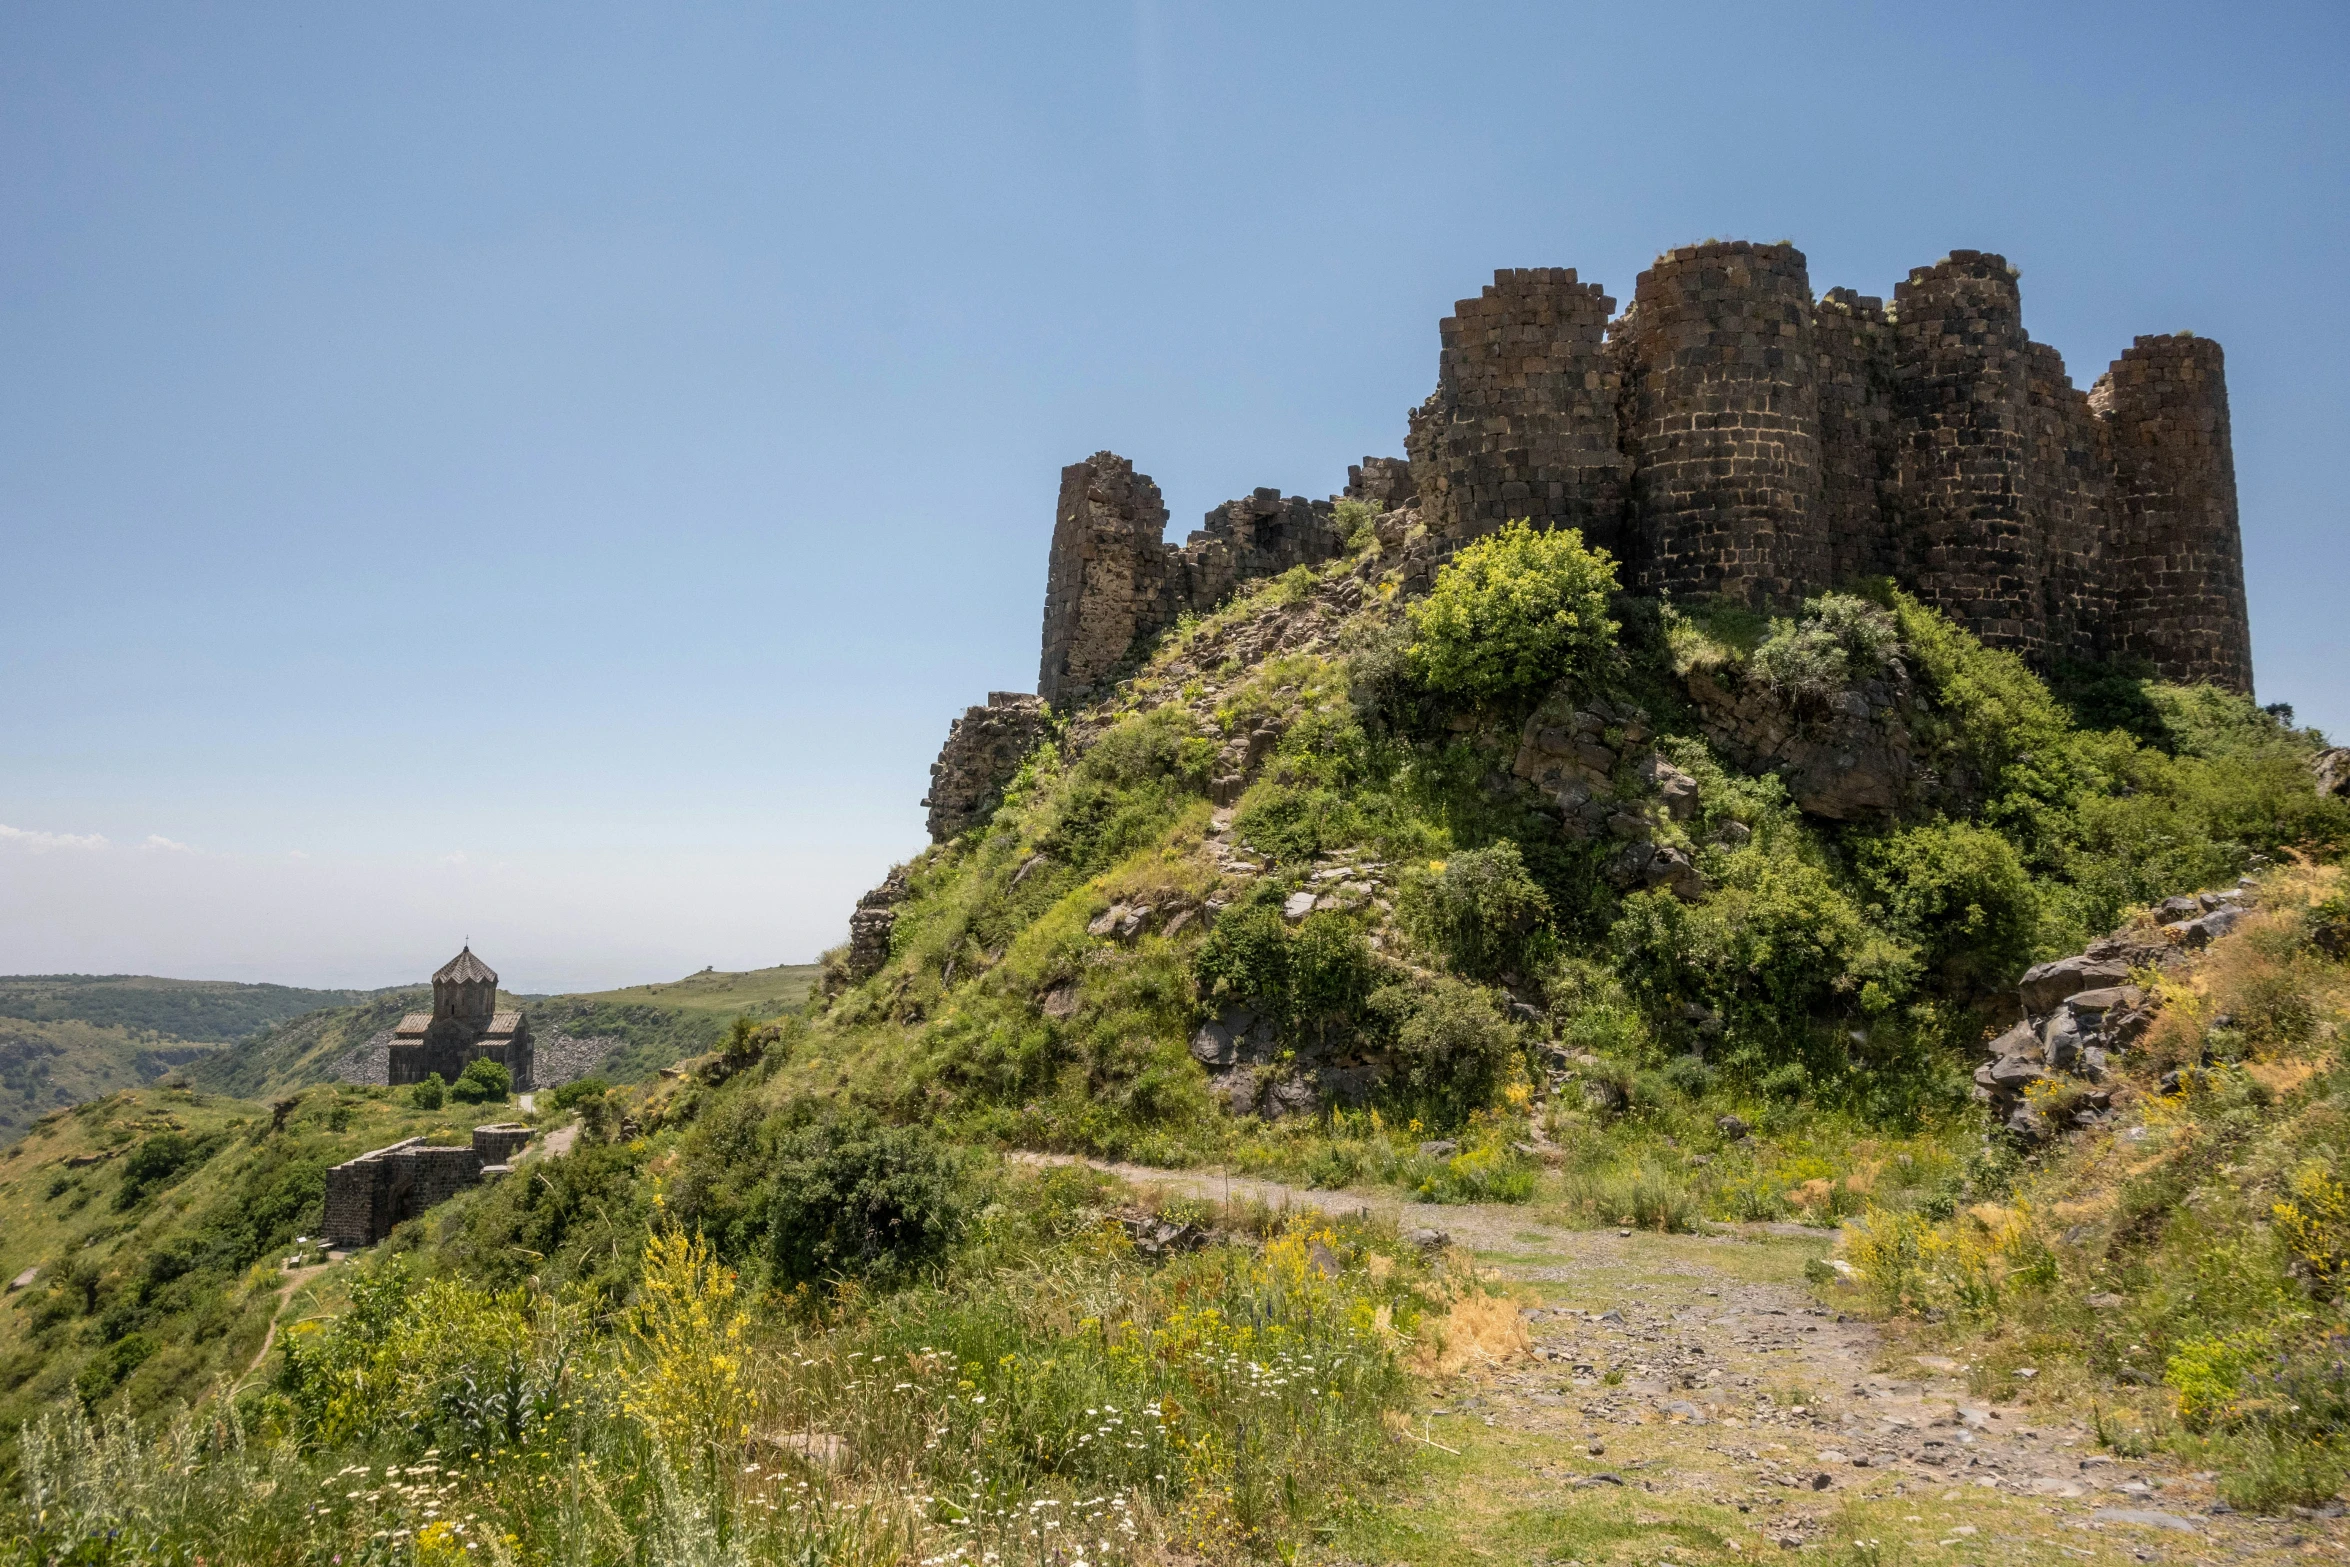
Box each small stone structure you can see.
[321,1122,533,1247]
[387,947,534,1092]
[923,693,1049,842]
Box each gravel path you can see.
[1017,1151,2334,1562]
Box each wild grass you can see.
[2,1166,1438,1563]
[1834,865,2350,1511]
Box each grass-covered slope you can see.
[185,988,430,1100]
[0,1083,532,1447]
[0,975,378,1044]
[1833,863,2350,1511]
[528,962,820,1083]
[789,519,2344,1215]
[0,1018,218,1148]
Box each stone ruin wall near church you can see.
[922,236,2254,848]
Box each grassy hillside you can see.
[5,520,2348,1557]
[0,1018,217,1147]
[185,988,428,1100]
[0,975,376,1042]
[0,1083,531,1454]
[528,962,820,1082]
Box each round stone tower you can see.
[1620,240,1825,605]
[2096,334,2254,694]
[1887,251,2045,657]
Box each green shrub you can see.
[1402,839,1554,980]
[1193,898,1376,1050]
[1748,592,1900,699]
[1405,520,1619,702]
[114,1132,199,1210]
[1861,820,2038,992]
[1233,782,1365,864]
[408,1072,446,1110]
[448,1058,512,1104]
[545,1075,607,1111]
[1375,977,1520,1128]
[764,1114,972,1290]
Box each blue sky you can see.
[3,2,2345,991]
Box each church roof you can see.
[433,946,498,987]
[483,1011,524,1038]
[393,1013,432,1037]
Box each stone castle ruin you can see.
[911,240,2254,857]
[387,946,534,1092]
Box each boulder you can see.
[2019,955,2133,1015]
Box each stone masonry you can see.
[321,1122,533,1248]
[924,692,1049,842]
[1037,453,1349,709]
[1399,241,2252,692]
[1404,267,1628,555]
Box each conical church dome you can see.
[433,946,498,987]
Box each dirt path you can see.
[245,1262,329,1377]
[1023,1153,2335,1564]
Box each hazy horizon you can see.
[6,2,2346,991]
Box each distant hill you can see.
[0,974,379,1042]
[184,963,823,1102]
[184,989,430,1101]
[0,1017,219,1146]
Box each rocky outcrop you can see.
[1188,1004,1378,1121]
[1510,689,1705,899]
[924,692,1049,843]
[1682,660,1916,821]
[1976,883,2249,1142]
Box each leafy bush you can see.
[1193,898,1377,1050]
[1749,592,1900,698]
[114,1132,200,1210]
[1402,839,1554,980]
[546,1075,608,1111]
[448,1057,511,1104]
[764,1113,973,1289]
[1405,520,1619,702]
[1374,977,1520,1128]
[408,1071,446,1110]
[1861,820,2038,992]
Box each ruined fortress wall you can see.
[1814,289,1896,587]
[1619,242,1825,604]
[2099,335,2254,692]
[1886,252,2047,658]
[1038,453,1172,707]
[1405,268,1626,554]
[1026,243,2254,729]
[2024,342,2117,663]
[925,692,1050,843]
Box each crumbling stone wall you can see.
[1405,268,1627,554]
[2098,335,2254,691]
[321,1124,528,1247]
[924,692,1049,843]
[1619,241,1825,604]
[1038,453,1173,707]
[1392,243,2251,692]
[1344,456,1416,511]
[1035,458,1348,712]
[2025,342,2117,662]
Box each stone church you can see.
[386,946,534,1092]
